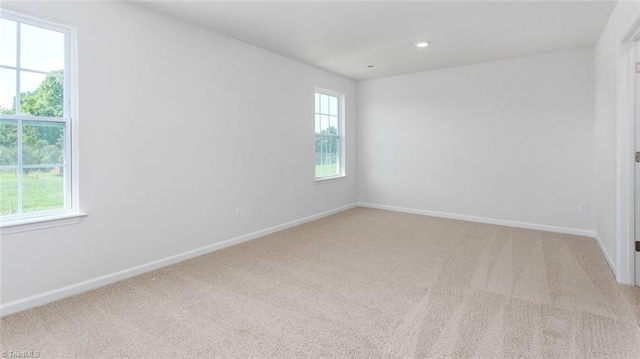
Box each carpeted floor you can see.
[1,207,640,358]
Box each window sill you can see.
[0,212,88,235]
[315,175,348,183]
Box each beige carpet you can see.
[2,208,640,358]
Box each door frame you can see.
[617,16,640,285]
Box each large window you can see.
[315,89,344,179]
[0,11,77,223]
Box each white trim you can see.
[0,203,356,317]
[0,212,86,235]
[0,8,73,34]
[357,202,596,237]
[314,175,348,183]
[615,15,640,285]
[68,19,79,217]
[595,232,616,276]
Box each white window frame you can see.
[0,10,82,231]
[314,88,346,181]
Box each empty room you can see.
[1,0,640,358]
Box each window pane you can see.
[320,94,329,114]
[0,68,16,114]
[22,121,65,165]
[315,136,338,177]
[20,23,64,73]
[0,169,18,215]
[329,96,338,116]
[315,151,324,178]
[326,159,338,176]
[316,136,326,177]
[0,19,17,67]
[20,71,64,117]
[329,136,337,157]
[328,116,338,133]
[23,167,64,213]
[0,119,17,165]
[319,155,337,176]
[320,115,330,133]
[315,134,321,169]
[315,114,320,134]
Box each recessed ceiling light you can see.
[415,41,429,48]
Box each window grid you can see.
[0,12,74,220]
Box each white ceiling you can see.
[136,1,616,80]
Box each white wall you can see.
[358,48,595,232]
[0,2,357,307]
[594,0,640,276]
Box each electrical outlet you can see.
[578,203,589,214]
[235,207,243,219]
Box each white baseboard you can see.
[0,203,357,317]
[594,232,616,276]
[357,202,596,238]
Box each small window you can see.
[315,89,344,179]
[0,11,77,223]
